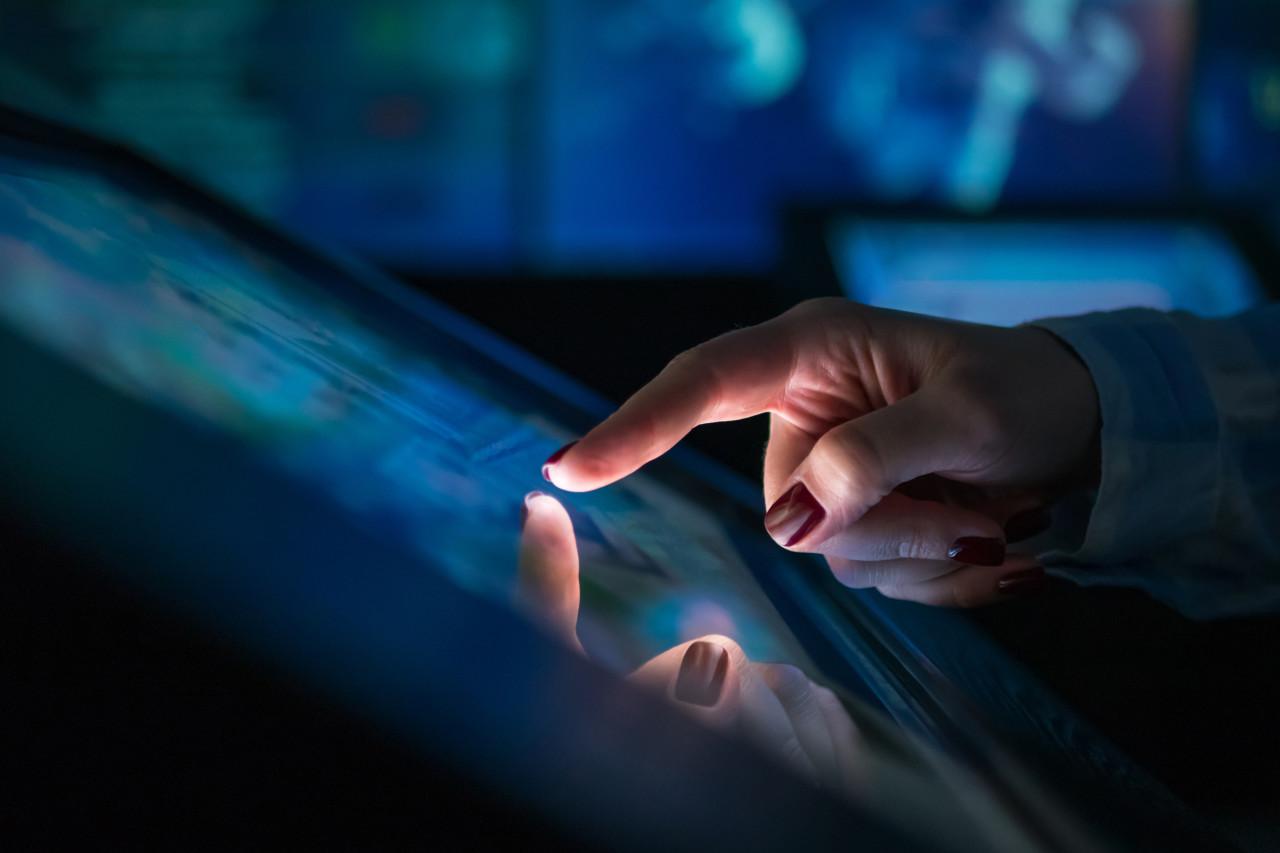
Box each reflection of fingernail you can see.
[1005,508,1052,544]
[674,641,728,707]
[997,567,1048,596]
[541,441,578,482]
[948,537,1006,566]
[764,483,826,547]
[521,491,546,526]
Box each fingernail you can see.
[541,440,578,482]
[521,490,546,526]
[948,536,1006,566]
[764,483,826,547]
[997,567,1048,596]
[1005,508,1052,544]
[674,641,728,707]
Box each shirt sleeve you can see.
[1028,305,1280,618]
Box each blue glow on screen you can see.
[829,220,1264,326]
[0,149,810,673]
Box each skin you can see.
[544,298,1100,608]
[516,492,863,794]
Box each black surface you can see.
[1,519,562,850]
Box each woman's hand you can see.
[516,491,862,794]
[542,298,1099,608]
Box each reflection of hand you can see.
[516,491,861,794]
[545,299,1100,607]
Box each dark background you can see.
[3,0,1280,848]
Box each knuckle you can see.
[788,296,848,320]
[814,428,886,508]
[947,370,1013,446]
[829,558,884,589]
[895,528,933,561]
[876,584,910,602]
[665,345,725,407]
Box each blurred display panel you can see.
[2,1,1242,274]
[1193,0,1280,201]
[543,0,1191,270]
[829,219,1263,326]
[0,0,529,269]
[0,143,815,674]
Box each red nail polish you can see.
[997,567,1048,596]
[521,490,546,526]
[541,440,578,482]
[674,641,728,707]
[948,536,1006,566]
[764,483,827,548]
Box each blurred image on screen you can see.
[0,1,530,270]
[0,0,1204,274]
[1193,0,1280,202]
[542,0,1191,269]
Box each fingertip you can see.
[519,491,574,543]
[763,482,829,550]
[541,440,621,492]
[521,490,548,526]
[541,440,578,485]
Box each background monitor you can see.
[0,0,1208,274]
[826,218,1266,326]
[1192,0,1280,203]
[541,0,1190,270]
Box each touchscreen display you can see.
[829,219,1264,327]
[0,146,808,674]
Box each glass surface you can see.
[0,144,808,675]
[828,220,1264,326]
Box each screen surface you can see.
[828,219,1264,326]
[0,141,809,674]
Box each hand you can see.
[543,299,1099,607]
[516,491,862,794]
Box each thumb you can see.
[763,388,978,551]
[630,636,820,784]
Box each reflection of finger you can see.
[515,492,583,653]
[632,636,819,785]
[763,415,816,508]
[878,555,1047,608]
[757,663,841,791]
[630,637,744,731]
[812,686,863,797]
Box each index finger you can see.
[515,492,584,653]
[543,319,796,492]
